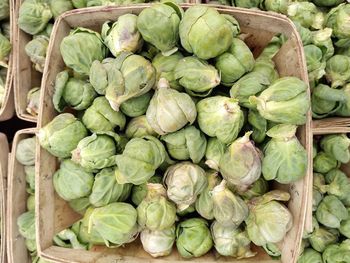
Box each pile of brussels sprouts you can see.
[298,134,350,263]
[0,0,10,108]
[34,3,311,259]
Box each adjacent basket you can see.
[36,4,312,263]
[7,128,37,263]
[0,133,9,263]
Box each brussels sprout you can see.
[38,113,88,158]
[16,137,36,166]
[115,136,167,185]
[195,171,220,220]
[220,132,262,191]
[164,162,207,211]
[214,38,254,87]
[54,228,87,249]
[72,0,87,8]
[313,151,339,174]
[249,77,309,125]
[324,169,350,206]
[211,180,248,227]
[120,92,152,118]
[287,2,324,30]
[146,78,196,135]
[239,177,269,200]
[161,125,206,164]
[89,168,131,207]
[313,189,323,212]
[49,0,74,19]
[26,87,40,117]
[1,22,10,40]
[262,124,307,184]
[137,2,183,56]
[125,115,157,139]
[304,45,324,73]
[17,210,35,240]
[53,71,97,112]
[179,6,234,60]
[105,52,156,111]
[316,195,348,228]
[204,138,226,171]
[0,0,9,20]
[340,208,350,238]
[18,0,52,35]
[137,184,176,231]
[72,132,123,170]
[326,4,350,40]
[245,190,292,246]
[25,165,35,193]
[320,134,350,163]
[322,239,350,263]
[80,202,138,247]
[69,197,90,215]
[53,159,94,201]
[313,0,344,7]
[102,14,143,57]
[326,55,350,88]
[197,96,244,144]
[176,218,213,258]
[336,84,350,116]
[25,238,37,252]
[60,27,107,76]
[0,32,10,63]
[262,243,281,258]
[312,28,334,61]
[131,175,162,206]
[140,226,175,258]
[233,0,260,8]
[248,109,267,143]
[294,21,313,46]
[309,227,339,252]
[82,97,126,133]
[152,52,183,91]
[174,56,220,96]
[261,0,288,14]
[298,248,323,263]
[27,194,35,211]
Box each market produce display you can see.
[298,133,350,263]
[35,3,311,259]
[0,0,10,108]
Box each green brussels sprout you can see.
[115,136,167,185]
[248,109,267,143]
[17,210,35,240]
[313,173,327,211]
[16,137,36,166]
[60,27,107,76]
[72,0,87,8]
[262,124,307,184]
[125,115,157,139]
[25,238,37,252]
[0,0,9,20]
[164,162,207,211]
[253,58,279,82]
[303,216,320,239]
[336,84,350,116]
[179,6,234,60]
[174,56,220,96]
[211,221,255,258]
[140,226,175,258]
[316,195,348,229]
[53,159,94,201]
[120,92,152,118]
[287,2,324,30]
[304,45,324,73]
[322,239,350,263]
[313,189,323,212]
[233,0,260,8]
[326,55,350,88]
[294,21,313,46]
[54,228,88,250]
[245,190,292,246]
[131,175,162,206]
[26,87,40,117]
[71,132,122,170]
[82,97,126,133]
[239,177,269,200]
[215,38,254,87]
[258,35,285,61]
[89,168,131,207]
[35,23,53,38]
[320,134,350,163]
[324,169,350,206]
[313,0,344,7]
[262,243,281,258]
[49,0,74,19]
[0,32,10,63]
[38,113,88,158]
[326,4,350,40]
[102,14,143,57]
[261,0,288,14]
[211,180,248,227]
[340,208,350,238]
[53,71,97,112]
[312,28,334,61]
[161,125,207,164]
[80,202,138,247]
[25,165,35,193]
[105,52,156,111]
[27,194,35,211]
[204,138,226,171]
[313,151,339,174]
[197,96,244,144]
[18,0,52,35]
[146,78,196,135]
[152,52,183,91]
[249,77,309,125]
[69,197,90,215]
[176,218,213,258]
[195,171,220,220]
[298,248,323,263]
[309,227,339,252]
[1,22,10,40]
[220,132,262,191]
[137,2,183,56]
[137,183,176,231]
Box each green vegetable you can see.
[26,87,40,117]
[140,226,175,258]
[239,177,269,200]
[324,169,350,206]
[131,175,162,206]
[17,211,36,240]
[316,195,348,228]
[69,197,90,215]
[125,115,156,139]
[322,239,350,263]
[204,138,226,171]
[49,0,74,19]
[0,0,9,20]
[16,137,36,166]
[313,151,339,174]
[339,208,350,238]
[325,55,350,88]
[309,227,339,252]
[287,2,324,29]
[297,248,323,263]
[0,32,10,63]
[120,92,152,118]
[320,134,350,163]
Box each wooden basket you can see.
[7,128,37,263]
[0,133,9,263]
[36,4,312,263]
